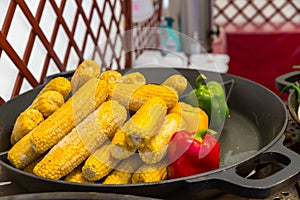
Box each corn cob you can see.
[123,97,167,149]
[10,109,44,145]
[139,113,182,164]
[109,83,142,107]
[78,100,127,150]
[11,91,65,145]
[38,77,71,99]
[8,132,43,169]
[110,129,136,160]
[23,156,43,174]
[10,77,70,145]
[162,74,188,95]
[30,78,109,154]
[30,90,65,117]
[82,144,120,181]
[100,70,123,84]
[70,60,100,93]
[33,100,127,180]
[103,154,143,184]
[131,160,168,183]
[99,70,123,97]
[120,72,146,85]
[65,165,94,183]
[110,83,178,111]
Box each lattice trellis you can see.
[214,0,300,29]
[0,0,162,105]
[132,0,162,60]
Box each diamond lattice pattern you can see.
[0,0,162,104]
[214,0,300,28]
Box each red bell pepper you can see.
[167,129,220,179]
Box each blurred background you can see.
[1,1,300,199]
[0,0,300,102]
[160,0,300,98]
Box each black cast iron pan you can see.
[276,71,300,126]
[0,192,159,200]
[1,68,300,199]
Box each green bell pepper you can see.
[184,74,229,131]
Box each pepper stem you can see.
[195,74,207,88]
[193,129,218,142]
[192,129,207,142]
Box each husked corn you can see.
[110,83,178,111]
[162,74,188,95]
[100,70,123,84]
[131,160,168,183]
[10,109,44,145]
[120,72,146,85]
[65,166,94,183]
[38,77,71,99]
[8,132,43,169]
[110,129,136,160]
[139,113,182,164]
[33,131,89,180]
[78,100,127,151]
[33,100,127,180]
[109,83,142,107]
[123,97,167,149]
[103,154,143,184]
[71,60,100,92]
[30,78,109,154]
[30,90,65,117]
[23,156,43,174]
[10,77,70,145]
[82,144,120,181]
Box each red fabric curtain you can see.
[225,24,300,97]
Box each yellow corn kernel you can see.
[110,83,178,111]
[30,78,109,154]
[33,100,127,180]
[110,129,136,160]
[103,154,143,184]
[10,77,70,145]
[139,113,182,164]
[33,131,89,180]
[100,70,123,84]
[30,90,64,118]
[10,109,44,145]
[120,72,146,85]
[65,165,94,183]
[131,160,168,183]
[82,144,120,181]
[8,132,43,169]
[100,70,123,98]
[38,77,71,99]
[123,97,167,149]
[23,156,43,174]
[162,74,188,95]
[109,83,142,106]
[70,60,101,93]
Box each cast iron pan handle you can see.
[185,135,300,199]
[275,71,300,93]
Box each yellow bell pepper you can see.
[168,102,208,132]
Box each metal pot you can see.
[276,71,300,126]
[179,0,213,53]
[1,68,300,199]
